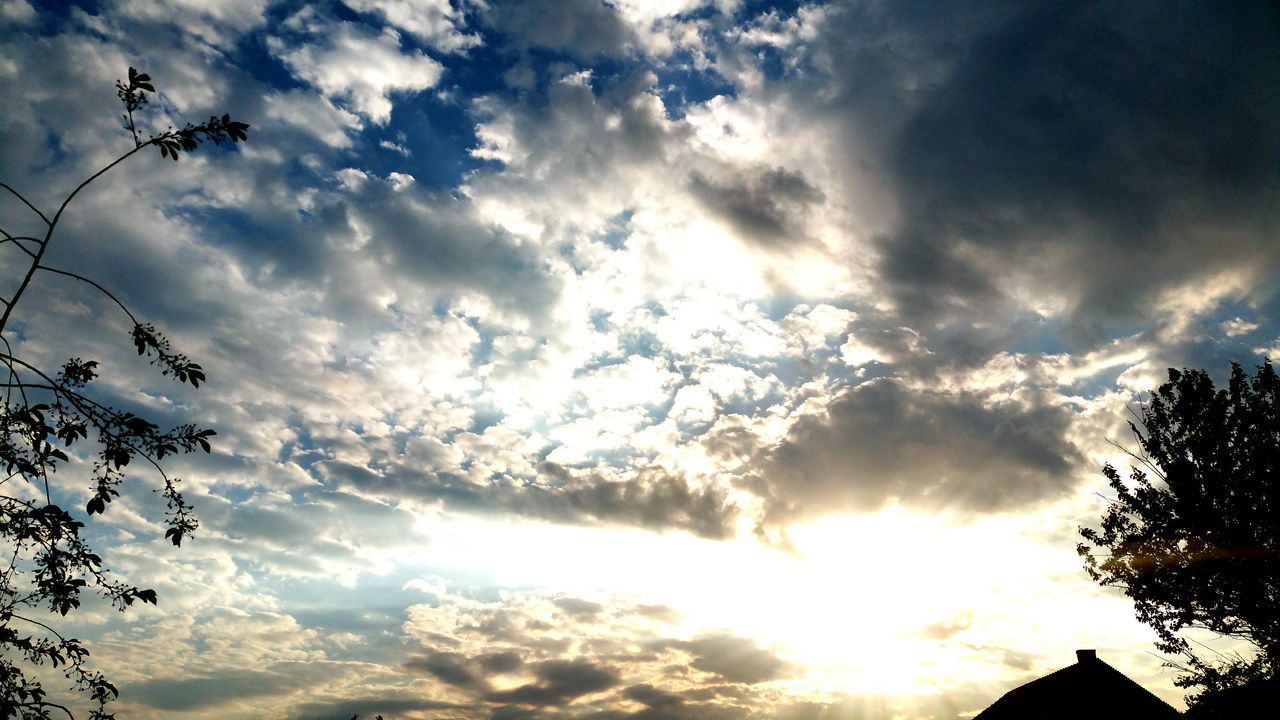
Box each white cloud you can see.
[342,0,481,53]
[1254,340,1280,361]
[387,171,415,191]
[610,0,716,26]
[270,20,444,124]
[1221,316,1260,337]
[1153,269,1256,343]
[262,90,363,148]
[839,335,887,367]
[118,0,269,37]
[5,2,1275,716]
[0,0,36,24]
[378,138,412,155]
[334,167,370,191]
[575,355,680,412]
[727,2,829,48]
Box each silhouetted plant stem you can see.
[0,66,247,719]
[0,144,144,336]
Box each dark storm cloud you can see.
[485,658,622,706]
[870,1,1280,328]
[750,379,1081,524]
[687,166,825,250]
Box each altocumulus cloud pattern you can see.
[0,0,1277,718]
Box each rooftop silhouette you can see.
[974,650,1180,720]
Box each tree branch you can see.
[0,182,50,226]
[0,144,146,337]
[35,265,139,325]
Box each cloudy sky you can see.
[1,0,1277,718]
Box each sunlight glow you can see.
[415,505,1163,699]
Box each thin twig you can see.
[0,236,41,258]
[0,143,146,336]
[36,265,139,324]
[0,182,50,226]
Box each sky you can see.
[0,1,1278,718]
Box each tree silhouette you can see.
[1079,360,1280,713]
[0,68,247,718]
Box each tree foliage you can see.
[1079,361,1280,711]
[0,68,247,718]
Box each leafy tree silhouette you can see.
[0,68,247,718]
[1079,360,1280,714]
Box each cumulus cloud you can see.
[750,379,1083,525]
[270,18,444,124]
[319,460,738,539]
[262,90,362,148]
[481,0,640,59]
[331,176,562,316]
[652,634,791,684]
[466,67,686,219]
[665,0,1280,374]
[117,0,269,42]
[687,164,824,251]
[1221,317,1261,338]
[3,2,1273,717]
[400,588,794,717]
[486,659,622,706]
[404,650,489,690]
[840,323,929,369]
[342,0,481,53]
[128,666,325,711]
[0,0,36,24]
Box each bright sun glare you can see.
[423,506,1128,698]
